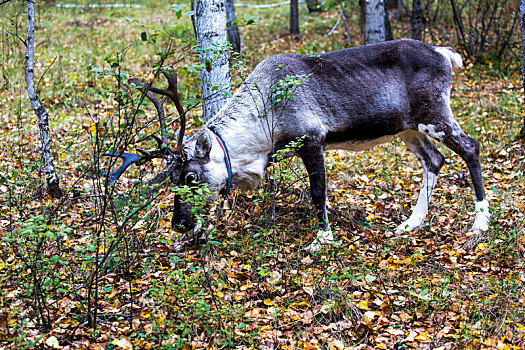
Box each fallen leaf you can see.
[111,337,133,349]
[46,336,61,349]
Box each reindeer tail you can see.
[434,46,463,69]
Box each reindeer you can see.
[107,39,490,251]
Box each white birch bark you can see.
[25,1,62,198]
[364,0,387,44]
[195,0,232,121]
[520,0,525,138]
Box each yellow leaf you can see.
[264,298,273,306]
[141,310,151,318]
[155,311,166,326]
[240,282,253,291]
[476,242,488,252]
[357,300,368,310]
[111,337,133,349]
[414,331,432,342]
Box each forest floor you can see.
[0,1,524,349]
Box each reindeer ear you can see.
[195,131,212,159]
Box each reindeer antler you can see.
[102,134,171,185]
[128,77,170,146]
[102,70,188,186]
[154,71,187,156]
[130,71,187,155]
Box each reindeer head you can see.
[169,128,232,233]
[103,70,228,234]
[169,130,211,233]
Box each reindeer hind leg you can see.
[440,125,490,232]
[396,130,445,233]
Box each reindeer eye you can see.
[185,173,198,184]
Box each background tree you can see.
[25,0,62,198]
[194,0,232,120]
[225,0,241,54]
[331,0,352,46]
[383,1,393,41]
[450,0,517,61]
[290,0,300,36]
[411,0,422,40]
[361,0,387,44]
[305,0,323,14]
[520,0,525,139]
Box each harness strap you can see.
[210,130,232,195]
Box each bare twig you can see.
[36,56,57,94]
[4,29,26,46]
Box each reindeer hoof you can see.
[471,199,490,232]
[306,229,335,252]
[471,214,490,232]
[395,218,423,234]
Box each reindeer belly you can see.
[322,110,403,152]
[325,135,394,151]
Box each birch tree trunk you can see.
[290,0,300,36]
[520,0,525,138]
[25,1,63,198]
[195,0,232,121]
[411,0,422,40]
[225,0,241,54]
[364,0,387,44]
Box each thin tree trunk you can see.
[384,5,393,41]
[25,1,62,198]
[225,0,241,54]
[305,0,323,13]
[520,0,525,139]
[195,0,232,121]
[290,0,300,36]
[359,0,366,39]
[411,0,422,40]
[335,0,351,46]
[364,0,387,44]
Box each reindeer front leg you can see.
[299,146,334,251]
